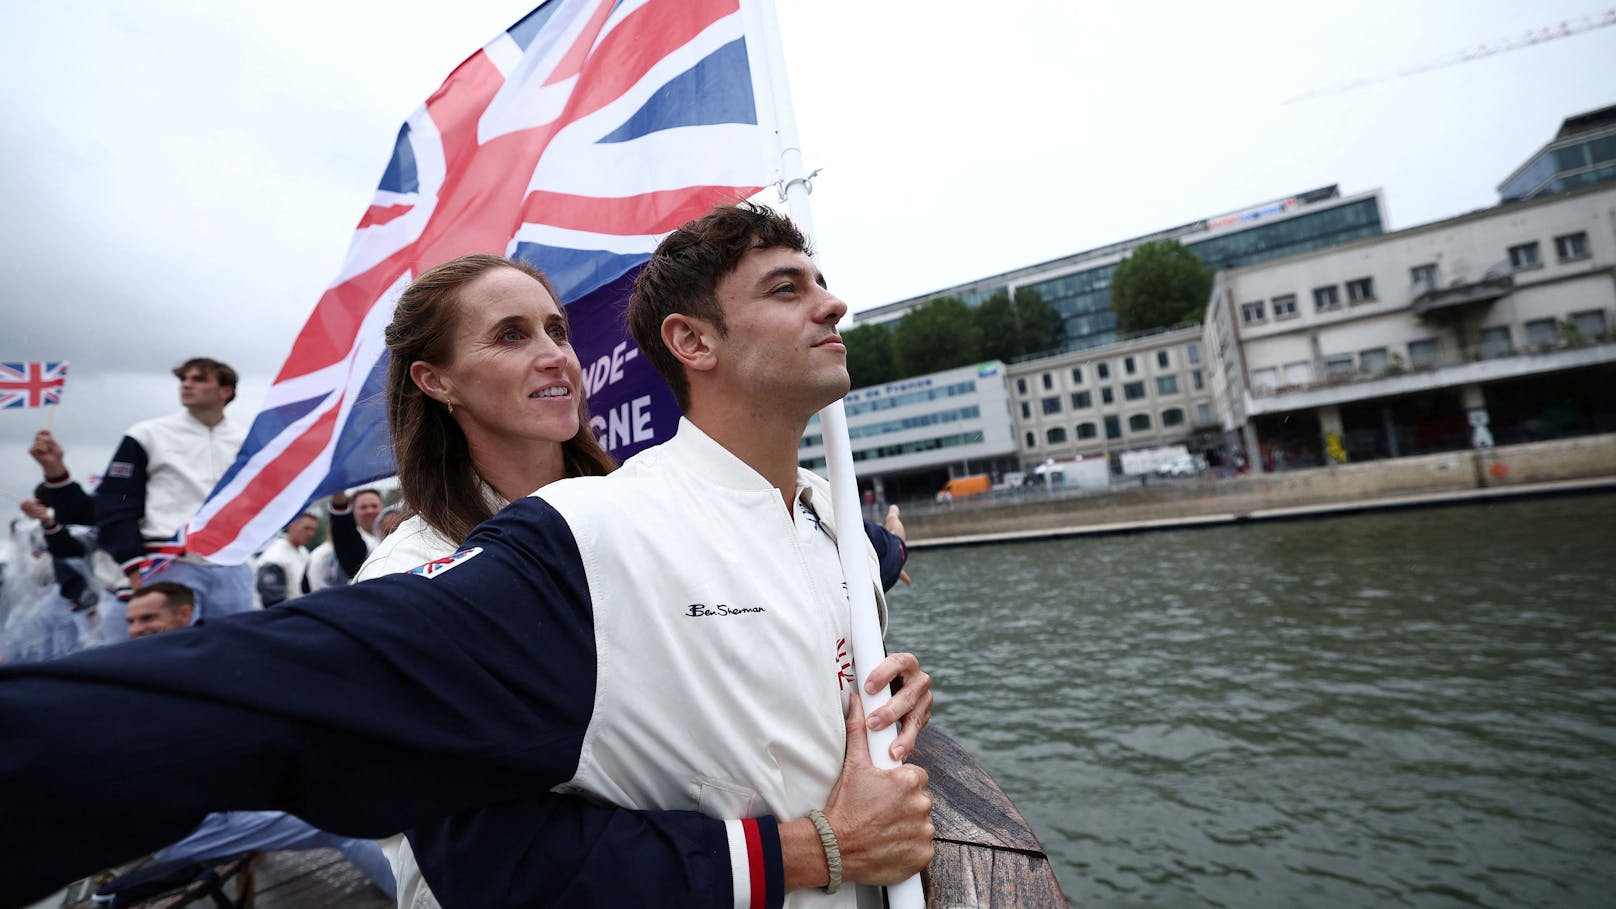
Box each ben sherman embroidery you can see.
[684,603,768,617]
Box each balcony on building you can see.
[1411,270,1514,321]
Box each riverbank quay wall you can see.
[899,433,1616,545]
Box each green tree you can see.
[890,296,982,376]
[842,322,897,389]
[975,288,1063,362]
[1110,239,1213,334]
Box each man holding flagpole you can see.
[0,203,933,907]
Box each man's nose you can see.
[817,289,848,324]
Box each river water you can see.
[886,492,1616,908]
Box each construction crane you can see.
[1284,7,1616,104]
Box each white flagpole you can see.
[750,3,925,907]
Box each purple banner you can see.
[564,266,682,462]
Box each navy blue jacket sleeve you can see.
[51,558,97,611]
[0,498,601,903]
[41,477,95,527]
[93,435,150,566]
[329,507,367,580]
[255,562,290,607]
[42,524,86,560]
[862,519,908,592]
[412,796,760,909]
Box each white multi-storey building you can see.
[1004,327,1218,470]
[797,361,1018,501]
[1204,182,1616,470]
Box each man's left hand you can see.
[862,651,932,763]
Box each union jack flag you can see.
[0,361,69,409]
[187,0,781,564]
[134,531,189,584]
[409,546,485,579]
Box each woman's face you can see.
[431,267,584,453]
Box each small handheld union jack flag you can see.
[0,361,69,409]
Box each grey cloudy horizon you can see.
[2,0,1613,501]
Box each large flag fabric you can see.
[186,0,781,564]
[0,361,68,409]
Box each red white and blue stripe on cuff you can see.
[724,817,784,909]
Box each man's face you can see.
[286,516,318,548]
[178,368,231,410]
[353,492,384,535]
[125,593,192,638]
[708,245,849,416]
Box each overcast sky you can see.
[2,0,1613,497]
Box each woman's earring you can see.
[446,400,454,415]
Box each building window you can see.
[1162,407,1185,427]
[1313,285,1341,311]
[1346,277,1376,304]
[1070,366,1083,384]
[1571,309,1608,339]
[1195,401,1213,425]
[1104,415,1122,439]
[1070,390,1092,409]
[1409,338,1439,369]
[1101,386,1114,404]
[1020,401,1031,419]
[1191,369,1204,390]
[1325,356,1354,379]
[1025,431,1036,449]
[1076,422,1098,440]
[1359,347,1389,375]
[1508,242,1541,270]
[1156,375,1179,395]
[1410,263,1437,291]
[1128,413,1152,432]
[1047,427,1067,445]
[1156,350,1171,369]
[1041,396,1061,415]
[1479,325,1513,358]
[1272,294,1298,319]
[1123,381,1146,401]
[1555,232,1591,262]
[1096,362,1111,380]
[1240,300,1266,324]
[1186,342,1201,364]
[1525,318,1558,349]
[1016,377,1027,395]
[1283,361,1312,386]
[1124,356,1137,375]
[1251,367,1277,393]
[1042,373,1054,390]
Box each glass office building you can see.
[1498,104,1616,203]
[856,186,1385,355]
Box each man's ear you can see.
[660,314,719,373]
[176,604,195,625]
[410,361,453,403]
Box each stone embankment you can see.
[901,433,1616,549]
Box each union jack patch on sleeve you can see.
[409,547,484,579]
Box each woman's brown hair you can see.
[384,254,615,544]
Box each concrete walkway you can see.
[907,475,1616,550]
